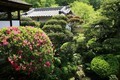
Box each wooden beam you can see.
[18,10,21,25]
[7,12,12,26]
[0,1,31,11]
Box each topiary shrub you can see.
[21,21,40,27]
[45,19,67,29]
[21,17,33,21]
[60,42,76,53]
[0,26,54,79]
[45,19,58,25]
[58,20,67,28]
[91,54,119,77]
[43,25,62,33]
[48,32,66,47]
[52,15,68,21]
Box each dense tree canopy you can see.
[23,0,102,10]
[71,1,97,27]
[23,0,56,7]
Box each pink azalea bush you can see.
[0,26,54,76]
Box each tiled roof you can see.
[7,0,31,5]
[0,0,32,11]
[22,6,71,17]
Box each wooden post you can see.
[8,11,12,26]
[18,10,21,26]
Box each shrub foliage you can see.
[0,27,54,78]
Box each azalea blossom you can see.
[6,29,11,34]
[2,39,9,46]
[44,61,51,67]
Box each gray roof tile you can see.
[22,6,71,17]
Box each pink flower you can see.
[23,40,28,46]
[38,40,43,43]
[22,66,26,70]
[15,66,21,71]
[41,33,46,37]
[11,62,20,71]
[29,45,33,50]
[44,61,51,67]
[8,58,14,65]
[8,57,12,62]
[30,62,33,66]
[37,43,41,47]
[2,39,9,46]
[13,31,19,35]
[18,56,22,59]
[0,43,2,46]
[11,27,19,31]
[6,29,11,34]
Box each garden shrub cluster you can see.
[91,55,119,77]
[67,15,83,34]
[43,15,73,48]
[72,0,120,80]
[42,15,82,80]
[0,26,54,79]
[21,17,40,27]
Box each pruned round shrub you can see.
[42,25,62,32]
[91,54,119,77]
[21,17,33,21]
[21,21,40,27]
[58,20,67,28]
[45,19,58,25]
[60,42,76,53]
[45,19,67,28]
[52,15,68,21]
[0,27,54,75]
[68,18,80,23]
[64,30,73,40]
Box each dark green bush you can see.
[21,21,40,27]
[109,75,118,80]
[45,19,67,28]
[40,22,45,28]
[116,55,120,63]
[42,25,62,32]
[58,20,67,27]
[45,19,58,25]
[60,42,77,53]
[91,54,119,77]
[64,30,73,40]
[48,33,66,42]
[68,18,80,23]
[52,15,68,21]
[103,38,120,53]
[21,17,33,21]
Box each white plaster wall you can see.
[0,21,10,28]
[0,20,20,28]
[12,20,20,26]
